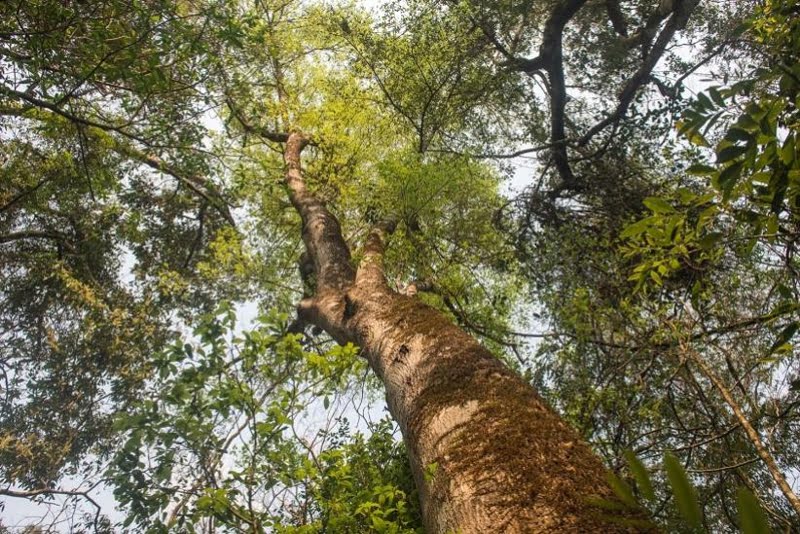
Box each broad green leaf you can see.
[697,92,714,111]
[686,164,716,176]
[780,133,796,165]
[624,451,655,502]
[725,128,755,143]
[717,145,748,163]
[736,113,759,131]
[769,322,798,354]
[649,270,663,286]
[698,232,723,250]
[686,129,711,147]
[709,87,725,107]
[736,487,771,534]
[606,472,638,508]
[664,452,703,530]
[643,197,675,214]
[716,161,744,196]
[708,87,725,107]
[620,217,654,239]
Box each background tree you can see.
[503,0,800,530]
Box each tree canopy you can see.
[1,0,798,531]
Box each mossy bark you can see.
[285,133,644,533]
[318,286,640,532]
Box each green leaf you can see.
[624,451,655,502]
[649,270,663,286]
[643,197,675,214]
[717,145,748,163]
[606,472,638,508]
[371,514,391,530]
[716,161,744,197]
[678,119,710,146]
[725,128,755,143]
[687,129,711,147]
[196,495,214,511]
[697,92,714,111]
[709,87,725,107]
[686,164,716,176]
[769,322,798,354]
[664,452,702,530]
[736,487,771,534]
[777,284,793,300]
[620,217,654,239]
[745,102,767,121]
[698,232,723,250]
[779,73,795,94]
[735,114,759,131]
[780,133,796,165]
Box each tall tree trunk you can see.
[283,133,639,533]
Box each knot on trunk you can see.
[294,291,355,346]
[343,293,359,319]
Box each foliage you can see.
[0,0,252,493]
[107,304,421,532]
[604,451,773,533]
[525,1,800,530]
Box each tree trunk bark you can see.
[282,132,641,533]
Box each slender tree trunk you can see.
[283,133,640,533]
[684,343,800,517]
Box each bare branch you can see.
[502,0,590,188]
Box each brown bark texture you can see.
[283,133,643,533]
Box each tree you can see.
[519,0,800,529]
[2,0,794,532]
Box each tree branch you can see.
[0,230,75,251]
[502,0,590,188]
[605,0,628,37]
[283,133,354,293]
[113,142,235,226]
[579,0,700,147]
[224,97,292,144]
[355,217,398,288]
[1,484,104,529]
[684,342,800,516]
[1,97,236,226]
[0,84,150,144]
